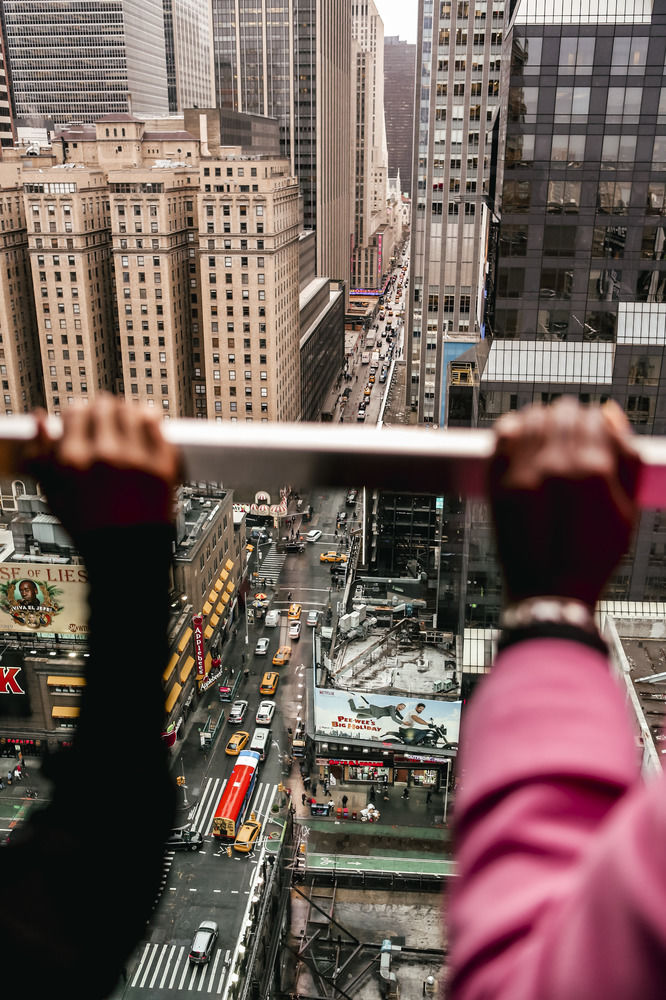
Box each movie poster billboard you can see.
[0,563,89,635]
[314,688,461,751]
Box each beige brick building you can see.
[0,112,303,420]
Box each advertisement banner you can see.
[192,615,205,677]
[314,688,461,752]
[0,564,88,635]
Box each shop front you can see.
[393,753,455,792]
[316,755,393,787]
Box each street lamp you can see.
[178,756,189,807]
[443,758,451,824]
[244,597,249,645]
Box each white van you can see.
[265,609,280,628]
[249,728,272,761]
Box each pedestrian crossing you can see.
[255,543,285,585]
[129,778,278,993]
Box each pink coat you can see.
[450,638,666,999]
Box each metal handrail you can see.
[0,415,664,507]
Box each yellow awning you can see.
[165,682,182,714]
[52,705,80,719]
[208,589,217,604]
[180,656,195,684]
[163,652,179,683]
[220,569,229,582]
[225,558,234,571]
[202,601,212,616]
[204,625,214,640]
[205,652,212,674]
[211,614,219,627]
[177,627,192,652]
[214,578,224,592]
[226,580,235,594]
[221,591,230,605]
[216,601,225,615]
[47,675,86,687]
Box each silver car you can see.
[255,637,270,655]
[189,920,218,965]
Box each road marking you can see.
[148,942,168,989]
[207,949,223,993]
[159,945,178,989]
[130,943,151,988]
[169,947,185,989]
[214,888,222,893]
[189,887,197,892]
[138,943,158,988]
[178,951,191,990]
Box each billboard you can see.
[314,688,461,751]
[0,563,89,635]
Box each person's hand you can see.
[22,394,181,539]
[490,398,639,609]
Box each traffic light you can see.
[176,776,185,786]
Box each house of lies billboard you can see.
[314,688,461,751]
[0,563,89,635]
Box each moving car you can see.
[265,609,280,628]
[272,645,292,666]
[228,699,248,724]
[249,727,271,760]
[305,529,322,542]
[379,370,387,383]
[225,730,250,755]
[283,541,305,553]
[189,920,219,964]
[288,620,302,640]
[260,671,279,695]
[320,551,348,563]
[165,828,204,852]
[364,385,372,397]
[255,637,270,655]
[357,409,366,422]
[307,609,319,627]
[233,818,262,853]
[337,511,347,523]
[255,700,276,725]
[288,603,302,620]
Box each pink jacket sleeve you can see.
[450,637,666,1000]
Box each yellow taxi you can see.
[225,730,250,756]
[288,603,302,620]
[233,816,262,853]
[364,384,372,397]
[320,551,348,564]
[260,671,279,695]
[369,374,375,384]
[272,645,292,666]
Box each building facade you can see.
[351,0,393,291]
[210,0,353,289]
[1,0,170,122]
[406,0,506,424]
[163,0,214,113]
[384,35,417,198]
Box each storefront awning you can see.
[214,578,224,593]
[211,614,219,627]
[225,558,234,572]
[226,580,235,594]
[52,705,80,719]
[177,627,192,653]
[163,652,179,683]
[204,625,214,640]
[202,601,212,616]
[180,656,195,684]
[208,589,217,604]
[47,675,86,687]
[216,601,225,615]
[220,569,229,582]
[165,682,182,714]
[221,591,230,605]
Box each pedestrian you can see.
[334,528,338,538]
[303,774,310,788]
[426,789,432,804]
[301,792,307,806]
[312,781,317,797]
[7,769,12,786]
[243,668,249,680]
[323,781,329,796]
[14,765,21,782]
[402,787,410,800]
[0,778,4,791]
[342,794,348,809]
[328,799,335,815]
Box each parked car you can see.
[320,551,348,563]
[165,828,204,852]
[346,489,358,506]
[225,730,250,756]
[288,620,302,640]
[189,920,219,964]
[255,637,270,655]
[305,529,322,543]
[256,700,276,725]
[307,609,319,627]
[228,699,248,724]
[233,818,262,853]
[265,609,280,628]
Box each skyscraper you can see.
[1,0,171,122]
[351,0,393,291]
[384,35,417,197]
[406,0,505,425]
[210,0,352,288]
[162,0,215,113]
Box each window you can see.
[551,134,586,165]
[554,86,590,121]
[606,87,643,122]
[601,134,637,167]
[546,180,581,213]
[597,181,632,214]
[612,35,648,75]
[503,180,531,213]
[558,37,595,75]
[499,224,528,257]
[508,87,538,123]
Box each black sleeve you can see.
[0,523,176,1000]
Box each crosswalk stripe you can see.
[190,775,219,831]
[159,944,178,989]
[130,943,152,988]
[168,946,185,989]
[206,949,223,993]
[139,943,158,989]
[148,943,168,989]
[178,950,191,991]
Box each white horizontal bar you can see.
[0,416,663,507]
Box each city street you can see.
[110,484,352,998]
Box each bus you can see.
[212,749,260,839]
